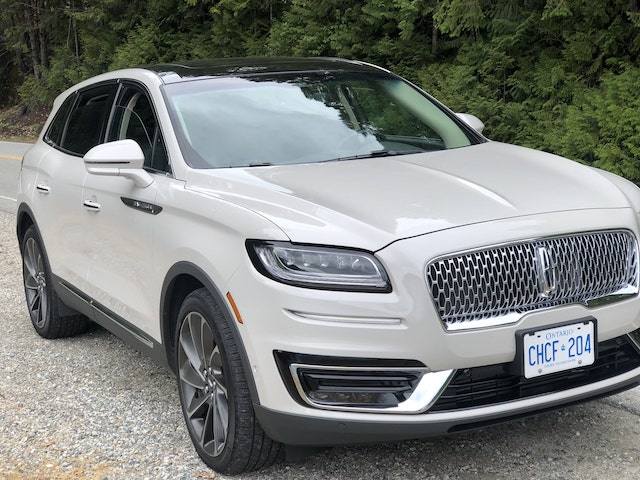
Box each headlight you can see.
[246,241,392,292]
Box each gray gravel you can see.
[1,208,640,479]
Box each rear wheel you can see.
[21,226,89,338]
[176,288,282,474]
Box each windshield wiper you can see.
[226,162,273,168]
[322,149,423,163]
[237,150,423,168]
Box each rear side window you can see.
[63,85,117,155]
[45,94,76,147]
[46,83,118,156]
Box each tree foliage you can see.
[1,0,639,181]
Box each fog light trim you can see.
[289,363,454,414]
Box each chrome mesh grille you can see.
[426,230,639,330]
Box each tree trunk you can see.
[23,3,41,79]
[432,16,438,56]
[38,0,49,69]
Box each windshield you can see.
[164,72,480,169]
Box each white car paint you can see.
[185,141,633,249]
[16,57,640,472]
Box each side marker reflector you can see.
[226,292,244,324]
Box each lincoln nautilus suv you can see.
[16,57,640,474]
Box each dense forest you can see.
[1,0,639,181]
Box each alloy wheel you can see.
[22,236,48,329]
[178,311,230,457]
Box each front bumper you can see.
[256,359,640,446]
[224,209,640,445]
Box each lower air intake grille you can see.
[429,333,640,412]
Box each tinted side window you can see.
[44,93,76,147]
[63,84,117,156]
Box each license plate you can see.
[522,320,596,379]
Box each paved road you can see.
[0,141,31,214]
[1,141,640,479]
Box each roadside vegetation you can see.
[0,105,48,143]
[1,0,639,180]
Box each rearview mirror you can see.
[84,139,153,188]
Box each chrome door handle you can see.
[36,184,50,194]
[83,199,101,211]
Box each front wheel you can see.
[175,288,282,474]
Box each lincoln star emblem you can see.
[535,246,559,297]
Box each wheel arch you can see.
[16,203,37,254]
[160,261,261,405]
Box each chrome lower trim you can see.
[285,309,403,326]
[57,279,155,348]
[627,329,640,352]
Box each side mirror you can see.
[456,113,485,134]
[84,139,153,188]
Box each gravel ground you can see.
[1,208,640,479]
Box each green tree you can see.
[268,0,438,74]
[1,0,639,184]
[558,67,640,182]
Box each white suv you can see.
[16,57,640,474]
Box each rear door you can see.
[32,83,117,291]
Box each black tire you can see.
[175,288,283,474]
[21,225,89,338]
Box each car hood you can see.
[185,142,632,250]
